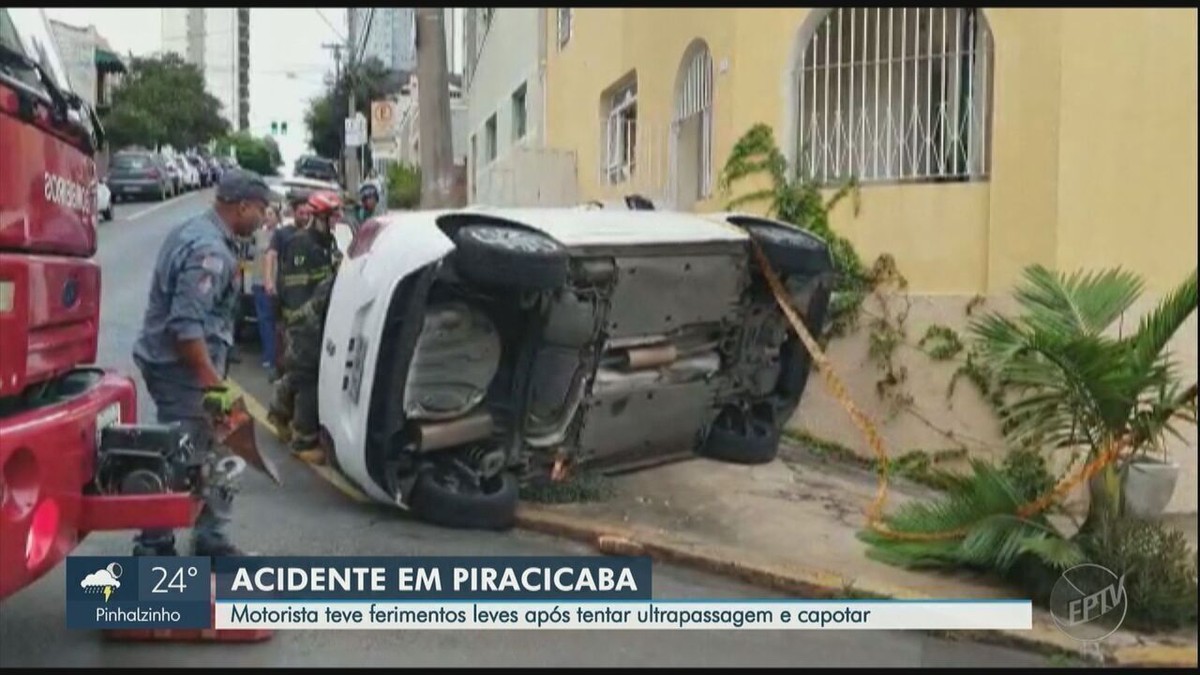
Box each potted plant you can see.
[1118,381,1196,519]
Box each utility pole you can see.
[415,8,454,208]
[345,9,359,193]
[321,41,343,174]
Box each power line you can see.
[315,8,346,43]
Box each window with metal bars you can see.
[603,78,638,185]
[672,41,714,201]
[795,7,994,185]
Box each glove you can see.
[202,382,238,419]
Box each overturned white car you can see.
[318,207,834,530]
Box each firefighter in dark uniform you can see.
[131,168,270,558]
[268,190,342,459]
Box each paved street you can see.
[0,193,1049,667]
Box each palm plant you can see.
[861,264,1197,572]
[971,265,1198,527]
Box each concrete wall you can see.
[544,8,1199,513]
[47,21,96,108]
[466,8,547,206]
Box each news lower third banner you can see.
[65,556,1032,631]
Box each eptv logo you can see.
[1050,564,1128,641]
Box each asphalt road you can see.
[0,192,1051,668]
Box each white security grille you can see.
[796,7,993,184]
[671,43,715,200]
[603,82,638,185]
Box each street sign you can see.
[371,100,395,140]
[344,114,367,148]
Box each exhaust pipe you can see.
[622,343,678,370]
[415,412,494,452]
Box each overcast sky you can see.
[42,8,457,167]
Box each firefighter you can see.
[131,168,270,558]
[267,191,342,458]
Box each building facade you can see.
[161,8,251,130]
[540,8,1198,513]
[349,8,463,76]
[463,8,577,207]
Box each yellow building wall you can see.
[545,7,1197,295]
[1055,9,1199,293]
[545,8,1198,513]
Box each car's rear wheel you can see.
[452,225,568,291]
[409,463,519,531]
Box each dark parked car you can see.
[107,151,174,201]
[295,155,340,184]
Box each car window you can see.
[112,154,154,170]
[0,9,71,96]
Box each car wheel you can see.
[742,221,834,277]
[102,207,114,221]
[409,465,519,531]
[698,404,781,465]
[452,225,568,291]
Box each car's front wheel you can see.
[408,462,519,531]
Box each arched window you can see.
[794,8,993,185]
[671,40,715,207]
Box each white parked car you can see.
[96,180,112,221]
[174,157,200,191]
[318,206,835,530]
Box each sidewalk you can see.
[224,352,1196,667]
[514,441,1199,667]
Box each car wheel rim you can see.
[471,227,557,254]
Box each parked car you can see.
[96,180,113,221]
[186,155,211,187]
[107,150,174,201]
[160,155,182,194]
[175,156,201,191]
[318,207,834,530]
[295,155,340,184]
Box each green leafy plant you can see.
[1077,515,1199,631]
[968,265,1198,527]
[718,124,869,337]
[858,459,1084,573]
[919,325,965,361]
[386,162,421,209]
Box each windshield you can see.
[0,8,72,98]
[113,153,155,170]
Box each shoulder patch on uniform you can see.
[201,255,225,275]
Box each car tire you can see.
[452,225,568,292]
[698,405,781,465]
[742,222,834,277]
[409,467,519,531]
[102,207,113,221]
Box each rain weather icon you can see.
[81,562,122,602]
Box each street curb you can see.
[227,377,1196,668]
[513,506,1197,668]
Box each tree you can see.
[304,57,402,160]
[263,135,284,170]
[101,53,229,151]
[217,132,279,176]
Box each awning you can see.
[95,48,127,74]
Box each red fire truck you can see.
[0,9,198,602]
